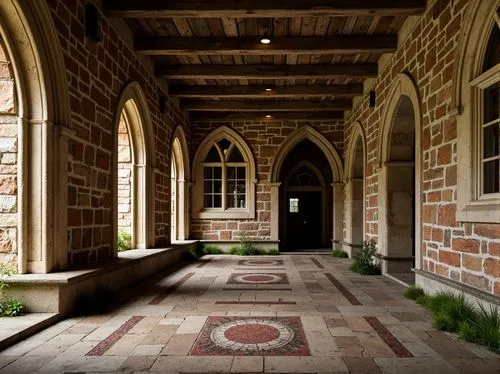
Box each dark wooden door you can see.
[285,191,322,250]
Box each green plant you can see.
[332,249,349,258]
[202,245,224,255]
[459,304,500,352]
[350,239,380,275]
[429,293,477,332]
[0,264,24,317]
[239,232,261,255]
[404,286,425,301]
[117,230,132,252]
[228,246,243,255]
[266,249,280,256]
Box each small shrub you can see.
[228,246,243,255]
[460,304,500,352]
[332,249,349,258]
[0,264,24,317]
[202,245,224,255]
[227,246,280,256]
[117,230,132,252]
[350,240,380,275]
[416,294,429,307]
[239,232,261,255]
[266,249,280,256]
[429,293,477,332]
[404,286,425,301]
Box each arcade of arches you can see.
[0,0,498,368]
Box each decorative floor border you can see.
[324,273,362,305]
[215,301,297,305]
[364,316,413,357]
[310,257,325,269]
[86,316,144,356]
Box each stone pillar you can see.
[332,182,344,250]
[270,182,281,241]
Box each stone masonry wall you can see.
[344,0,500,296]
[48,0,190,266]
[0,36,17,268]
[190,120,344,241]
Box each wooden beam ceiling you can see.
[190,111,345,122]
[157,64,378,80]
[170,84,364,98]
[182,99,352,111]
[105,0,427,18]
[135,36,397,56]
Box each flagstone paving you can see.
[0,254,498,373]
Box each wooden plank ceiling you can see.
[104,1,426,121]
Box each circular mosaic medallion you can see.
[234,273,283,284]
[210,319,294,352]
[244,260,280,266]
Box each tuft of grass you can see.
[428,293,477,332]
[202,245,224,255]
[227,246,280,256]
[404,286,425,301]
[350,239,381,275]
[459,304,500,352]
[332,249,349,258]
[117,230,132,252]
[266,249,280,256]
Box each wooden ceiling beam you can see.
[182,99,352,112]
[157,64,378,80]
[105,0,427,18]
[190,111,345,122]
[135,35,397,55]
[170,84,364,98]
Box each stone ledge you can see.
[0,313,60,351]
[3,241,198,315]
[414,268,500,307]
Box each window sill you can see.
[193,210,255,220]
[456,200,500,223]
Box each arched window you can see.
[193,126,255,219]
[471,26,499,196]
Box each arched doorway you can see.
[0,0,71,273]
[269,125,343,251]
[114,83,155,251]
[344,124,366,257]
[378,73,422,280]
[170,126,190,242]
[280,146,331,250]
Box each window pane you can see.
[237,167,246,179]
[289,198,299,213]
[204,194,213,208]
[204,181,213,193]
[484,82,499,124]
[227,167,236,179]
[483,25,500,73]
[204,167,212,179]
[483,159,500,194]
[205,145,221,162]
[236,181,246,193]
[213,167,222,179]
[237,195,246,208]
[227,181,236,194]
[213,194,222,208]
[217,138,232,159]
[214,180,222,193]
[227,146,244,162]
[483,123,499,159]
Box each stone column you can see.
[270,182,281,241]
[332,182,344,250]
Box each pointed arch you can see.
[170,125,190,241]
[0,0,71,273]
[344,122,366,181]
[192,126,256,219]
[269,125,343,183]
[114,82,156,250]
[377,72,423,274]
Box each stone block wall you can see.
[344,0,500,296]
[47,0,189,266]
[190,120,344,240]
[0,36,17,268]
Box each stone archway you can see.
[0,0,71,273]
[269,125,344,246]
[114,82,156,250]
[377,73,423,275]
[343,122,366,257]
[170,126,190,242]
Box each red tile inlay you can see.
[215,301,297,305]
[196,259,212,268]
[190,316,310,356]
[223,287,293,291]
[364,316,414,357]
[310,257,325,269]
[149,272,195,305]
[238,259,284,266]
[324,273,362,305]
[86,316,144,356]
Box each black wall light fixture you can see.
[369,90,376,108]
[85,4,102,42]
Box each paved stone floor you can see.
[0,255,498,373]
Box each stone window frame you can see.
[454,0,500,224]
[192,126,256,220]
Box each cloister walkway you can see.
[0,255,498,373]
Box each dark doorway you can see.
[279,139,332,251]
[285,191,322,250]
